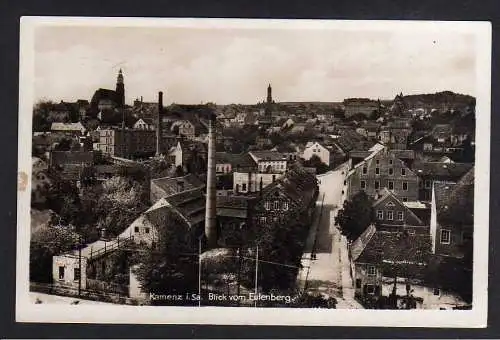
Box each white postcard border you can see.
[16,17,491,327]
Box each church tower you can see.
[116,69,125,108]
[266,83,272,105]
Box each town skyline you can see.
[35,25,476,105]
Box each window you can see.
[367,266,376,276]
[74,268,81,281]
[374,181,380,190]
[402,182,408,191]
[441,229,451,244]
[362,167,367,174]
[401,168,406,176]
[433,288,440,296]
[356,279,362,289]
[398,211,404,221]
[242,183,247,191]
[58,266,65,280]
[376,159,380,164]
[388,181,394,190]
[425,180,432,189]
[402,197,408,202]
[264,201,271,210]
[145,227,150,234]
[389,168,394,175]
[387,211,394,220]
[259,216,267,224]
[389,159,393,165]
[273,201,280,210]
[134,227,139,233]
[376,210,383,219]
[283,202,289,211]
[360,180,366,189]
[375,167,380,175]
[272,175,276,182]
[366,284,375,294]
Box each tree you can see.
[30,224,80,283]
[94,176,148,237]
[33,100,54,132]
[303,154,329,175]
[335,191,374,241]
[131,213,199,305]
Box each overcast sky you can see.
[34,24,476,105]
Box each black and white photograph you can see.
[16,17,491,326]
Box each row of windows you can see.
[362,166,406,176]
[264,200,289,211]
[360,180,409,191]
[376,210,404,221]
[134,226,150,234]
[58,266,80,281]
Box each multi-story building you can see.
[249,151,288,174]
[372,188,428,234]
[96,128,156,159]
[430,167,474,258]
[413,161,474,201]
[347,147,419,202]
[252,164,318,230]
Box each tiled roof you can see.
[355,229,432,278]
[164,187,206,226]
[434,167,474,225]
[151,174,205,197]
[216,152,257,168]
[260,164,318,208]
[413,161,473,179]
[216,195,255,218]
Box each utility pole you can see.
[198,236,202,307]
[78,235,82,297]
[254,244,259,308]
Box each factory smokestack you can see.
[205,112,217,247]
[156,91,163,156]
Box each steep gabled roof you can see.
[372,188,425,226]
[434,167,474,225]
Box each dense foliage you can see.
[335,191,374,241]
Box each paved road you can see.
[297,162,363,309]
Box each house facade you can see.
[373,189,428,234]
[430,168,474,258]
[96,128,156,159]
[249,151,288,174]
[252,165,318,230]
[347,148,419,202]
[302,141,331,166]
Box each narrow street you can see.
[297,162,363,309]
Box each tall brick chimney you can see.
[156,91,163,156]
[205,112,217,247]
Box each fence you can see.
[30,281,136,305]
[86,278,129,296]
[89,235,134,261]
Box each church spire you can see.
[267,83,272,104]
[116,69,125,108]
[117,68,124,84]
